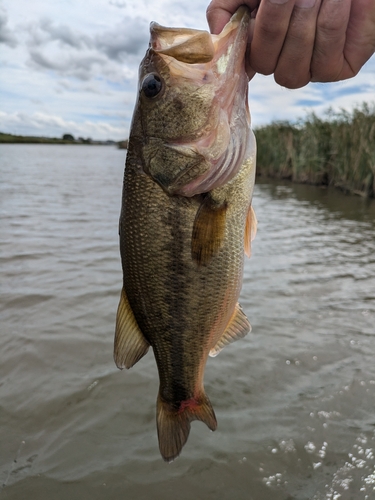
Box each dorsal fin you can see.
[244,205,257,258]
[114,288,149,369]
[209,302,251,357]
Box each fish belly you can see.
[117,144,254,461]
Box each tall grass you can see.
[255,103,375,198]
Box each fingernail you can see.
[295,0,316,8]
[269,0,290,4]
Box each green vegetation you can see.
[118,139,128,149]
[255,103,375,198]
[62,133,75,141]
[0,132,77,144]
[0,132,117,146]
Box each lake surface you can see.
[1,144,375,500]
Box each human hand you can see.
[206,0,375,89]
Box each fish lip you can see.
[187,7,251,195]
[140,7,252,197]
[149,6,250,80]
[211,6,251,78]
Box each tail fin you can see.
[156,392,217,462]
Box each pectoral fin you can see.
[114,288,149,369]
[191,195,227,266]
[244,205,257,258]
[209,303,251,357]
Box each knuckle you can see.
[310,65,340,82]
[250,57,274,75]
[258,21,285,40]
[316,14,346,42]
[205,3,214,21]
[274,70,310,89]
[311,48,343,82]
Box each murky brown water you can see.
[1,144,375,500]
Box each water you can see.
[1,144,375,500]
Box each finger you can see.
[338,0,375,80]
[206,0,260,34]
[311,0,351,82]
[245,16,257,80]
[249,0,296,75]
[273,0,322,88]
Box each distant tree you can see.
[63,134,74,141]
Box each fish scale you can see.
[114,6,257,462]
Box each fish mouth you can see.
[210,6,251,109]
[151,6,250,70]
[146,8,252,197]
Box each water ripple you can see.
[1,145,375,499]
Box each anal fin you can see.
[191,195,227,266]
[209,302,251,357]
[114,288,149,369]
[244,205,257,258]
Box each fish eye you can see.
[141,73,163,99]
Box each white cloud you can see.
[27,17,92,48]
[0,0,374,141]
[95,17,149,60]
[20,15,149,83]
[250,56,375,128]
[0,8,17,47]
[0,110,127,140]
[28,48,107,80]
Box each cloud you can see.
[56,79,110,95]
[95,17,149,61]
[248,58,375,128]
[0,8,17,47]
[23,15,149,82]
[28,17,93,49]
[0,110,127,140]
[109,0,126,8]
[26,15,148,58]
[1,0,374,141]
[28,48,108,81]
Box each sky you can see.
[1,0,374,141]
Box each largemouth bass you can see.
[115,6,257,462]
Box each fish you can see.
[114,6,257,462]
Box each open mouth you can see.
[144,7,252,197]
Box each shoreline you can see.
[0,132,119,146]
[255,171,374,200]
[255,102,375,200]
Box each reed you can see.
[255,102,375,198]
